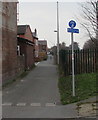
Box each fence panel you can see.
[59,49,96,76]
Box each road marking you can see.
[16,103,26,106]
[35,62,40,66]
[2,103,12,106]
[2,102,57,107]
[45,103,56,106]
[31,103,41,107]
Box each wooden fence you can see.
[59,49,97,76]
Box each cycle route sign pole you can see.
[67,20,79,96]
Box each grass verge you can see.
[58,73,97,105]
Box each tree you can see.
[81,0,98,72]
[81,0,98,48]
[69,42,80,50]
[83,38,97,49]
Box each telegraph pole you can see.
[57,1,59,64]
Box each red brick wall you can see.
[24,26,33,42]
[2,2,21,84]
[18,26,35,66]
[26,45,34,69]
[18,39,35,70]
[2,28,18,84]
[17,56,25,73]
[34,38,39,58]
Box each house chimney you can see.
[35,28,37,35]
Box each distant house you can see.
[38,40,47,60]
[32,29,39,62]
[17,25,33,42]
[38,40,47,52]
[17,25,35,69]
[2,2,18,84]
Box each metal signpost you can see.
[67,20,79,96]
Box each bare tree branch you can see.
[80,0,98,47]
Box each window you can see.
[17,45,20,56]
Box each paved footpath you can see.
[2,56,79,118]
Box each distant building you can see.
[2,2,18,84]
[32,29,39,61]
[38,40,47,60]
[38,40,47,52]
[17,25,35,69]
[17,25,33,42]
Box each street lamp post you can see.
[54,30,59,64]
[57,1,59,65]
[54,1,60,65]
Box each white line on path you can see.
[2,103,12,106]
[16,103,26,106]
[30,103,41,107]
[35,62,40,66]
[2,102,57,107]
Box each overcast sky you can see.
[18,1,89,48]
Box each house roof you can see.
[17,25,29,35]
[17,37,34,46]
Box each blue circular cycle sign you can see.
[69,20,76,28]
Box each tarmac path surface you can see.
[2,55,78,118]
